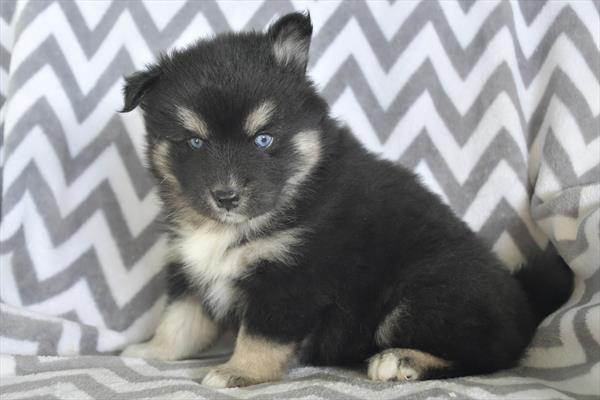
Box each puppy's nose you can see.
[211,188,240,211]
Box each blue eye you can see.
[188,137,203,149]
[254,133,273,149]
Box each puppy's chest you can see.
[173,224,301,320]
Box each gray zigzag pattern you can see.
[2,3,580,234]
[541,130,600,187]
[0,311,63,355]
[307,0,599,81]
[3,0,595,205]
[2,99,154,217]
[401,129,529,202]
[8,0,599,140]
[0,0,17,208]
[4,0,595,137]
[4,52,595,219]
[2,4,595,188]
[2,223,164,329]
[0,100,161,332]
[322,59,599,145]
[0,307,104,356]
[3,355,596,400]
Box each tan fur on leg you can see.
[202,326,295,388]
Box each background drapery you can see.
[1,1,598,398]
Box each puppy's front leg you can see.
[202,326,295,388]
[122,296,218,361]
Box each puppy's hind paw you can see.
[367,348,450,382]
[367,350,419,382]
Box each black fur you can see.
[122,12,573,379]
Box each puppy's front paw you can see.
[202,366,262,388]
[121,341,177,361]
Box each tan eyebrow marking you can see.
[244,101,276,136]
[176,106,209,139]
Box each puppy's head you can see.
[121,13,327,226]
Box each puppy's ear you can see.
[120,65,162,113]
[268,11,313,73]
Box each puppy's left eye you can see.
[254,133,273,149]
[188,137,204,149]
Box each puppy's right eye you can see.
[254,133,274,150]
[187,137,204,150]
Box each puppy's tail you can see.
[515,248,574,323]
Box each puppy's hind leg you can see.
[367,348,453,382]
[122,296,218,361]
[368,308,457,381]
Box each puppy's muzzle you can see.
[211,188,240,211]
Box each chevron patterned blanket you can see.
[1,1,598,399]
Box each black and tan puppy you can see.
[121,13,573,387]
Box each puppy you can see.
[120,12,573,387]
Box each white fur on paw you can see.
[202,369,230,388]
[368,353,397,381]
[121,342,175,361]
[397,363,418,381]
[202,367,259,388]
[367,351,420,382]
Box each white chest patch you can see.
[173,222,303,320]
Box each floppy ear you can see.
[268,11,313,73]
[120,66,162,113]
